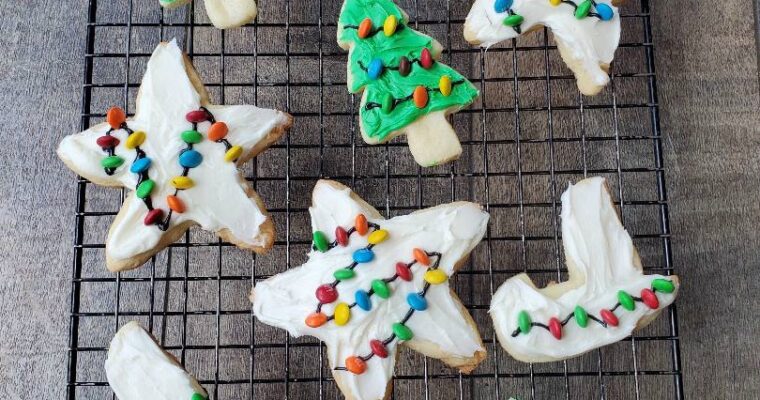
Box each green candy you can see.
[392,322,413,341]
[136,179,156,199]
[313,231,329,252]
[181,129,203,144]
[101,155,124,169]
[371,279,390,299]
[617,290,636,311]
[575,0,592,19]
[517,310,532,334]
[190,393,207,400]
[502,14,524,27]
[381,93,394,114]
[574,306,589,328]
[652,279,675,293]
[333,268,355,281]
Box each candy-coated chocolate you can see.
[191,393,207,400]
[423,269,447,284]
[549,0,561,5]
[96,135,119,148]
[355,214,368,235]
[143,208,164,225]
[185,109,208,123]
[166,195,186,213]
[101,155,124,169]
[125,131,146,149]
[395,262,412,281]
[383,15,398,36]
[367,58,384,80]
[381,93,394,113]
[358,18,373,39]
[353,248,375,263]
[575,0,592,19]
[595,3,614,21]
[136,179,156,199]
[355,289,372,311]
[130,157,151,174]
[640,288,659,309]
[171,176,195,190]
[370,339,388,358]
[502,14,524,27]
[315,284,338,303]
[179,149,203,168]
[419,48,433,69]
[600,309,619,327]
[517,310,532,333]
[439,75,452,97]
[398,56,411,77]
[413,248,429,266]
[305,312,328,328]
[181,129,203,144]
[371,279,390,298]
[207,121,228,141]
[392,322,413,341]
[367,229,388,244]
[335,226,349,246]
[334,268,355,281]
[106,107,126,129]
[617,290,635,311]
[494,0,513,13]
[406,292,427,310]
[548,317,562,339]
[345,356,366,374]
[225,145,243,162]
[334,302,350,325]
[313,231,329,252]
[574,305,589,328]
[413,86,428,108]
[651,278,675,293]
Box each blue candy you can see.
[406,292,428,311]
[595,3,614,21]
[179,149,203,168]
[367,58,384,80]
[355,290,372,311]
[353,248,375,263]
[494,0,513,13]
[130,157,151,174]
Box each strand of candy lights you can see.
[495,0,615,33]
[511,279,676,340]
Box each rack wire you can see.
[67,0,682,398]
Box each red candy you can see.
[395,262,412,281]
[315,284,338,303]
[186,109,209,123]
[144,209,164,225]
[106,107,126,129]
[370,339,388,358]
[640,288,659,309]
[420,48,433,69]
[600,309,619,327]
[96,135,119,148]
[335,226,349,247]
[548,317,562,340]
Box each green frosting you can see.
[338,0,478,140]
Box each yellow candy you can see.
[383,15,398,36]
[334,302,350,326]
[225,145,243,162]
[367,229,389,245]
[171,176,195,190]
[125,131,146,149]
[549,0,561,5]
[439,75,452,97]
[424,269,448,285]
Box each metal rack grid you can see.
[67,0,682,398]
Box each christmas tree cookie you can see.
[490,177,680,362]
[252,180,489,400]
[337,0,479,167]
[159,0,257,29]
[105,321,208,400]
[57,40,292,272]
[464,0,622,95]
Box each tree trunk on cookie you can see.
[338,0,478,167]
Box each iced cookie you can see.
[57,40,292,272]
[105,321,208,400]
[337,0,479,167]
[252,180,488,400]
[490,177,680,362]
[159,0,257,29]
[464,0,621,95]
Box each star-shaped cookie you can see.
[252,180,488,400]
[58,40,292,272]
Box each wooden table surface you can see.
[0,0,758,398]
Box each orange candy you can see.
[208,122,229,141]
[355,214,368,235]
[167,195,186,213]
[413,86,429,108]
[358,18,373,39]
[413,248,430,266]
[345,356,367,374]
[305,312,328,328]
[106,106,126,129]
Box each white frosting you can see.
[490,177,679,362]
[158,0,257,29]
[105,321,207,400]
[464,0,620,92]
[252,181,489,400]
[57,39,289,264]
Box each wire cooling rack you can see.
[67,0,682,398]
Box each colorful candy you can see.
[353,248,375,263]
[96,135,119,148]
[358,18,373,39]
[575,0,592,19]
[334,302,351,325]
[367,58,384,80]
[439,75,452,97]
[395,262,412,281]
[125,131,146,149]
[651,279,675,293]
[305,312,328,328]
[207,122,228,141]
[166,195,186,213]
[185,109,208,123]
[355,214,368,235]
[549,0,561,5]
[595,3,614,21]
[355,290,372,311]
[517,310,532,334]
[181,129,203,144]
[413,86,428,108]
[179,149,203,168]
[136,179,156,199]
[143,208,164,225]
[225,145,243,162]
[617,290,635,311]
[313,231,329,252]
[107,107,126,129]
[101,155,124,169]
[371,279,390,298]
[413,248,429,266]
[424,269,447,284]
[315,284,338,303]
[406,292,427,311]
[392,322,413,340]
[419,48,433,69]
[381,93,394,114]
[334,268,355,281]
[335,226,349,246]
[574,305,589,328]
[370,339,388,358]
[171,176,195,190]
[130,157,152,174]
[640,288,659,309]
[367,229,388,245]
[383,15,398,36]
[345,356,366,374]
[494,0,513,12]
[548,317,562,339]
[398,56,411,77]
[502,14,524,27]
[600,309,619,327]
